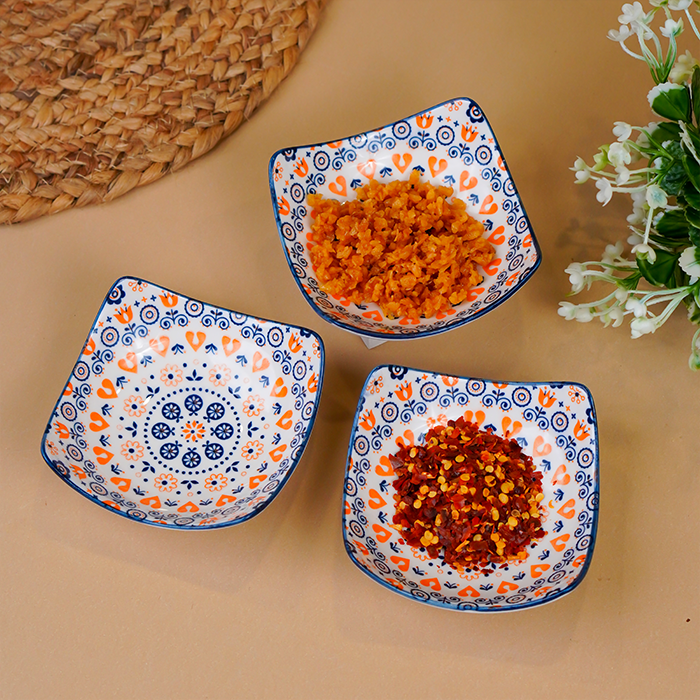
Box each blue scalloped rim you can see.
[40,276,326,530]
[341,364,599,612]
[268,96,542,340]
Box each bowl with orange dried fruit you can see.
[268,98,541,341]
[343,365,599,611]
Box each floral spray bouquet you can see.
[561,0,700,368]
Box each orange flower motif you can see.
[154,473,177,492]
[121,440,144,461]
[242,394,264,417]
[241,439,264,461]
[209,364,231,387]
[568,387,585,404]
[47,440,59,456]
[204,473,228,491]
[273,162,283,181]
[368,376,384,394]
[312,339,321,358]
[124,395,147,417]
[160,364,183,387]
[182,420,206,442]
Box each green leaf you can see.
[636,249,680,287]
[660,160,688,195]
[651,122,682,144]
[682,183,700,209]
[656,209,691,238]
[690,225,700,248]
[617,272,642,291]
[692,66,700,125]
[686,207,700,228]
[650,84,692,122]
[683,149,700,191]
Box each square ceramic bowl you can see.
[269,97,541,340]
[343,365,599,611]
[41,277,325,529]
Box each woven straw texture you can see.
[0,0,326,224]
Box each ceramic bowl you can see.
[269,97,541,340]
[343,365,599,611]
[41,277,325,529]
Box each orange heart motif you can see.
[479,194,498,215]
[389,556,410,572]
[149,336,170,357]
[483,258,502,277]
[96,378,118,399]
[357,159,376,179]
[178,501,199,513]
[421,578,441,591]
[428,156,448,177]
[487,225,506,245]
[362,310,382,321]
[375,455,394,477]
[391,153,412,173]
[117,352,138,373]
[458,586,480,598]
[216,494,237,506]
[186,331,206,351]
[501,416,522,437]
[533,435,552,457]
[88,412,109,432]
[557,499,577,519]
[276,410,293,430]
[269,444,287,462]
[531,564,551,578]
[252,351,269,372]
[459,170,478,191]
[497,581,519,594]
[222,336,241,356]
[371,524,392,543]
[368,489,386,509]
[551,464,571,486]
[96,458,117,474]
[550,534,570,552]
[328,175,347,197]
[140,496,161,508]
[110,477,131,492]
[249,475,267,489]
[270,377,287,397]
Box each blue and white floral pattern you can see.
[269,97,541,339]
[41,277,325,529]
[343,366,599,611]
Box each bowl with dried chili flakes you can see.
[268,97,541,342]
[343,365,599,611]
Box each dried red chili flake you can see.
[391,417,546,573]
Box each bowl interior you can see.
[269,97,540,339]
[343,366,599,611]
[41,277,324,529]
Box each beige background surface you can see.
[1,1,698,698]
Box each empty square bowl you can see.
[343,365,599,611]
[269,97,541,340]
[41,277,324,529]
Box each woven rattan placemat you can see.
[0,0,326,224]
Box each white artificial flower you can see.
[626,297,649,317]
[631,242,657,261]
[558,302,578,320]
[575,307,594,322]
[576,170,591,183]
[660,18,683,37]
[565,262,586,293]
[646,184,668,209]
[679,245,700,281]
[615,288,630,303]
[602,241,625,264]
[613,121,633,141]
[636,122,659,148]
[616,165,631,184]
[670,50,698,83]
[596,178,614,205]
[602,306,625,327]
[608,142,632,167]
[619,2,645,25]
[669,0,693,10]
[630,317,657,337]
[608,24,634,42]
[627,228,645,243]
